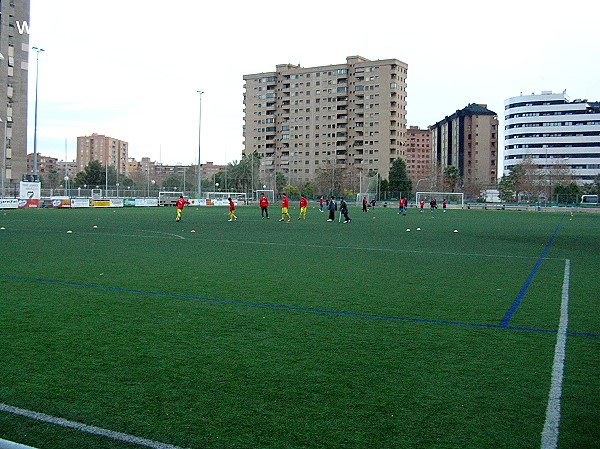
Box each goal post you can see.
[415,192,464,209]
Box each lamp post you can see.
[32,47,45,180]
[64,176,69,197]
[197,90,204,197]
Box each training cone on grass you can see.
[406,228,410,232]
[67,230,73,234]
[191,229,196,233]
[453,229,458,233]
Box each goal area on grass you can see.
[415,192,464,208]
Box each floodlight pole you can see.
[197,90,203,197]
[32,47,45,180]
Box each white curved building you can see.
[503,91,600,185]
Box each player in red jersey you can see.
[228,197,237,221]
[259,194,270,219]
[298,194,308,220]
[175,195,190,222]
[279,194,291,222]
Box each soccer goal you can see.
[255,189,275,203]
[91,189,102,200]
[415,192,464,209]
[206,191,247,206]
[158,191,184,206]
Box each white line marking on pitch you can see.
[196,237,565,261]
[141,230,186,240]
[4,227,566,260]
[540,259,570,449]
[0,403,188,449]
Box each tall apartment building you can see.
[76,133,128,174]
[405,126,432,183]
[0,0,29,195]
[431,104,499,192]
[243,55,408,189]
[503,91,600,185]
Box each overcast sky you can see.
[27,0,599,168]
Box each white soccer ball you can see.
[67,230,73,234]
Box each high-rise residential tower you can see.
[243,56,408,190]
[431,104,499,193]
[76,133,129,174]
[503,91,600,186]
[405,126,432,183]
[0,0,29,195]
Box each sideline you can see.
[0,403,187,449]
[540,259,571,449]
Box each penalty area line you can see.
[0,403,188,449]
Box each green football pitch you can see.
[0,205,598,449]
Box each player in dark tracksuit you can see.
[327,196,336,221]
[340,197,351,223]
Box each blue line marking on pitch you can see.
[500,219,563,328]
[1,273,597,338]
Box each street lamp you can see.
[32,47,45,180]
[197,90,204,196]
[64,176,69,197]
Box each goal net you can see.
[415,192,464,209]
[158,191,184,206]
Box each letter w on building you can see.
[16,21,31,35]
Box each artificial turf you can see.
[0,204,598,448]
